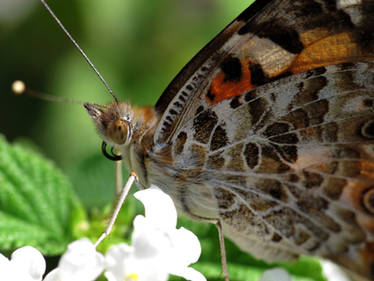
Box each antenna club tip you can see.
[11,80,26,95]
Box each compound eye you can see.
[107,120,128,145]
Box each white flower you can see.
[0,187,205,281]
[259,268,291,281]
[321,260,350,281]
[0,246,46,281]
[44,238,104,281]
[104,185,206,281]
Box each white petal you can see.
[58,238,104,281]
[132,216,172,259]
[259,268,291,281]
[322,260,350,281]
[106,268,168,281]
[0,254,13,281]
[104,243,133,281]
[104,244,168,281]
[170,267,206,281]
[43,268,61,281]
[137,266,169,281]
[0,253,10,266]
[105,262,169,281]
[0,250,37,281]
[11,246,46,281]
[134,185,177,229]
[169,227,201,267]
[104,271,118,281]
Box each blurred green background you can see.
[0,0,250,206]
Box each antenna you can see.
[11,80,88,105]
[39,0,119,104]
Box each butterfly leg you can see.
[94,171,137,247]
[216,220,229,281]
[184,212,231,281]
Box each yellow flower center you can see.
[125,273,139,281]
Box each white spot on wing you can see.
[337,0,362,9]
[239,33,295,76]
[337,0,363,26]
[289,145,331,171]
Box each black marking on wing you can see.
[357,1,374,48]
[250,63,292,86]
[250,63,267,85]
[239,21,304,54]
[221,56,242,81]
[193,109,218,143]
[230,95,242,109]
[206,90,216,102]
[361,120,374,139]
[211,125,229,151]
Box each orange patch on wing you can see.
[207,31,374,105]
[298,27,331,47]
[342,181,368,209]
[207,60,255,104]
[291,32,373,74]
[361,160,374,179]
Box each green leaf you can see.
[0,135,86,255]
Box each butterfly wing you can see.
[150,0,374,279]
[154,0,374,144]
[152,61,374,275]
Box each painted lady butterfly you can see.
[84,0,374,280]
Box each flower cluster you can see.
[0,186,296,281]
[1,186,205,281]
[104,186,206,281]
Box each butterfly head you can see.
[84,101,133,150]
